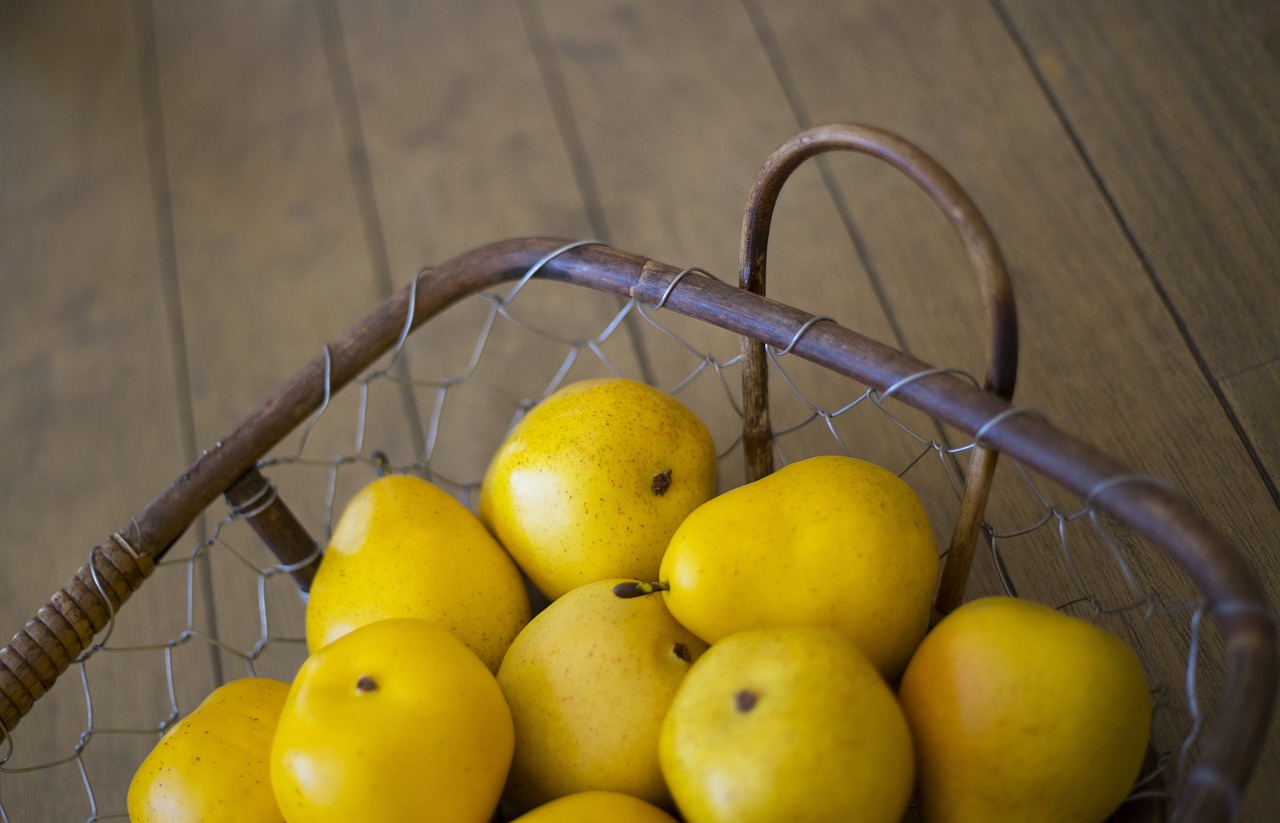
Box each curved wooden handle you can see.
[736,123,1018,614]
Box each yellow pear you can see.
[271,617,514,823]
[480,378,717,600]
[659,625,914,823]
[128,677,290,823]
[305,473,530,672]
[658,454,938,679]
[510,790,680,822]
[897,596,1152,823]
[496,577,710,812]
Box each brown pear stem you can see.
[612,580,669,599]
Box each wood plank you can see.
[0,1,206,819]
[997,0,1280,497]
[1231,0,1280,66]
[336,0,594,271]
[754,0,1280,814]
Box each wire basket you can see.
[0,125,1274,823]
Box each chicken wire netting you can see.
[0,254,1222,821]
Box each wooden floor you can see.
[1,0,1277,819]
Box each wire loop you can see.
[229,479,279,521]
[876,366,980,402]
[1086,473,1179,509]
[108,533,140,563]
[769,315,835,356]
[973,405,1048,448]
[502,239,603,305]
[654,266,718,310]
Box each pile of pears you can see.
[128,377,1153,823]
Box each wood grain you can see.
[1222,359,1280,491]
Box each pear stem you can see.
[612,580,670,598]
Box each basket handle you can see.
[737,123,1017,615]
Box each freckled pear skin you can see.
[270,618,514,823]
[659,626,914,823]
[660,455,939,679]
[128,677,291,823]
[305,473,531,673]
[480,378,717,600]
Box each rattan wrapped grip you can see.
[0,537,155,735]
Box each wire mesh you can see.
[0,254,1218,821]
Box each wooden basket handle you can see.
[737,123,1018,615]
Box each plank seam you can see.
[314,0,396,300]
[516,0,613,246]
[314,0,427,459]
[989,0,1280,509]
[517,0,655,386]
[129,0,223,684]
